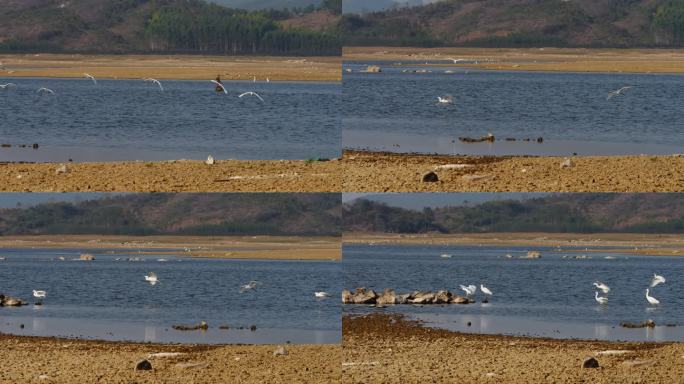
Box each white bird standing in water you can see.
[437,95,453,104]
[593,282,610,294]
[84,73,97,85]
[650,273,666,287]
[144,78,164,91]
[607,86,632,100]
[314,291,329,298]
[480,284,493,297]
[645,289,660,305]
[37,87,55,95]
[33,290,46,298]
[239,92,264,102]
[211,80,227,94]
[144,272,158,285]
[594,291,608,305]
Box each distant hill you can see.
[343,194,684,233]
[0,0,341,55]
[209,0,322,10]
[344,0,441,14]
[343,0,684,47]
[0,194,341,236]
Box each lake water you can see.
[0,248,340,344]
[0,78,340,162]
[343,62,684,156]
[343,244,684,342]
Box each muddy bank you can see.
[0,333,340,383]
[342,150,684,192]
[343,313,684,384]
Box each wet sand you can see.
[343,313,684,384]
[0,159,341,192]
[342,150,684,192]
[0,235,341,260]
[0,54,341,82]
[344,47,684,74]
[0,333,339,384]
[344,233,684,257]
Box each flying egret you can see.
[437,95,453,104]
[314,292,329,298]
[240,280,259,293]
[448,58,465,64]
[645,289,660,305]
[144,272,158,284]
[459,284,477,297]
[144,78,164,91]
[607,86,632,100]
[37,87,55,95]
[0,83,16,90]
[239,92,264,102]
[33,290,46,298]
[211,80,227,94]
[650,273,666,288]
[84,73,97,85]
[594,291,608,305]
[593,282,610,294]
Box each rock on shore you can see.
[342,288,474,305]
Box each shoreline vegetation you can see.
[342,150,684,192]
[0,159,341,192]
[0,235,341,260]
[0,332,340,383]
[0,54,342,82]
[343,313,684,383]
[343,233,684,257]
[343,47,684,74]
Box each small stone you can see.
[135,359,152,371]
[422,171,439,182]
[273,345,288,356]
[582,357,599,368]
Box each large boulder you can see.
[0,296,24,307]
[396,293,411,304]
[409,291,435,304]
[352,288,377,304]
[450,295,470,304]
[79,253,95,261]
[433,290,452,304]
[376,289,397,306]
[341,289,352,304]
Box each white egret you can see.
[0,83,16,90]
[645,289,660,305]
[459,284,477,297]
[211,80,227,94]
[607,86,632,100]
[33,290,46,298]
[144,78,164,91]
[650,273,666,288]
[239,92,264,102]
[593,282,610,294]
[240,280,259,293]
[144,272,158,284]
[437,95,453,104]
[594,292,608,305]
[205,155,215,165]
[314,292,329,298]
[266,77,270,83]
[84,73,97,85]
[448,58,465,64]
[253,76,256,83]
[37,87,55,95]
[480,284,493,297]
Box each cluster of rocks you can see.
[172,321,257,332]
[342,288,475,305]
[361,65,382,73]
[0,143,39,149]
[459,134,496,143]
[79,253,95,261]
[0,294,25,307]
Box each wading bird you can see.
[594,291,608,305]
[144,78,164,91]
[84,73,97,85]
[459,284,477,297]
[144,272,158,285]
[437,95,454,104]
[645,289,660,305]
[480,284,493,297]
[314,292,330,298]
[37,87,55,95]
[607,86,632,100]
[239,92,264,102]
[211,80,227,94]
[593,282,610,294]
[650,273,666,288]
[33,290,46,298]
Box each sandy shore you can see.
[344,233,684,256]
[0,54,341,82]
[0,159,341,192]
[343,313,684,384]
[344,47,684,74]
[342,150,684,192]
[0,333,339,384]
[0,235,341,260]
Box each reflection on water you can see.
[343,62,684,155]
[0,248,340,344]
[343,244,684,341]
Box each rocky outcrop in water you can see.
[342,288,474,305]
[79,253,95,261]
[0,295,24,307]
